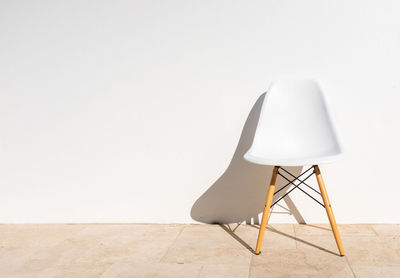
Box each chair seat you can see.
[244,152,342,166]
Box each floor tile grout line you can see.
[197,265,204,278]
[247,252,253,278]
[370,224,380,236]
[344,255,356,278]
[293,224,299,249]
[159,225,186,263]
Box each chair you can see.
[244,79,345,256]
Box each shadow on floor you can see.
[220,224,341,257]
[190,93,305,225]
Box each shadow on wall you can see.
[191,92,306,224]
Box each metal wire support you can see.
[271,166,325,208]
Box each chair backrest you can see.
[244,79,342,166]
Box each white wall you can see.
[1,0,399,223]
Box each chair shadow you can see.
[219,223,341,257]
[190,92,305,225]
[219,224,256,254]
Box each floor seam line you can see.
[370,225,380,236]
[293,224,299,249]
[159,225,185,263]
[344,255,356,278]
[197,265,204,278]
[248,240,255,278]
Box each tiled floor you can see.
[0,224,399,277]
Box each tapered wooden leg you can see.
[314,165,345,256]
[255,166,279,255]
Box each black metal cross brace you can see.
[271,166,325,208]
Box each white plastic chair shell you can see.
[244,80,342,166]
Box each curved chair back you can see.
[244,80,342,166]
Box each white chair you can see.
[244,79,345,256]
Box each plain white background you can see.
[0,0,399,223]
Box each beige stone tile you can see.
[0,268,57,278]
[0,224,184,277]
[0,241,113,277]
[0,224,85,248]
[199,264,249,278]
[16,246,62,272]
[251,248,353,278]
[294,224,333,237]
[341,235,384,251]
[172,224,244,249]
[295,235,342,256]
[249,265,353,278]
[233,224,295,236]
[294,224,376,238]
[384,235,400,250]
[101,262,202,278]
[219,224,258,250]
[102,262,158,278]
[76,224,184,243]
[338,224,377,236]
[154,263,202,278]
[351,266,400,278]
[346,248,400,267]
[173,224,295,254]
[162,247,252,265]
[267,224,295,236]
[58,224,184,265]
[217,224,296,252]
[0,247,40,277]
[342,236,400,266]
[262,225,297,251]
[371,224,400,236]
[296,232,400,259]
[52,265,110,278]
[0,244,110,277]
[54,232,173,266]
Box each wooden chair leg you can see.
[255,166,279,255]
[314,165,345,256]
